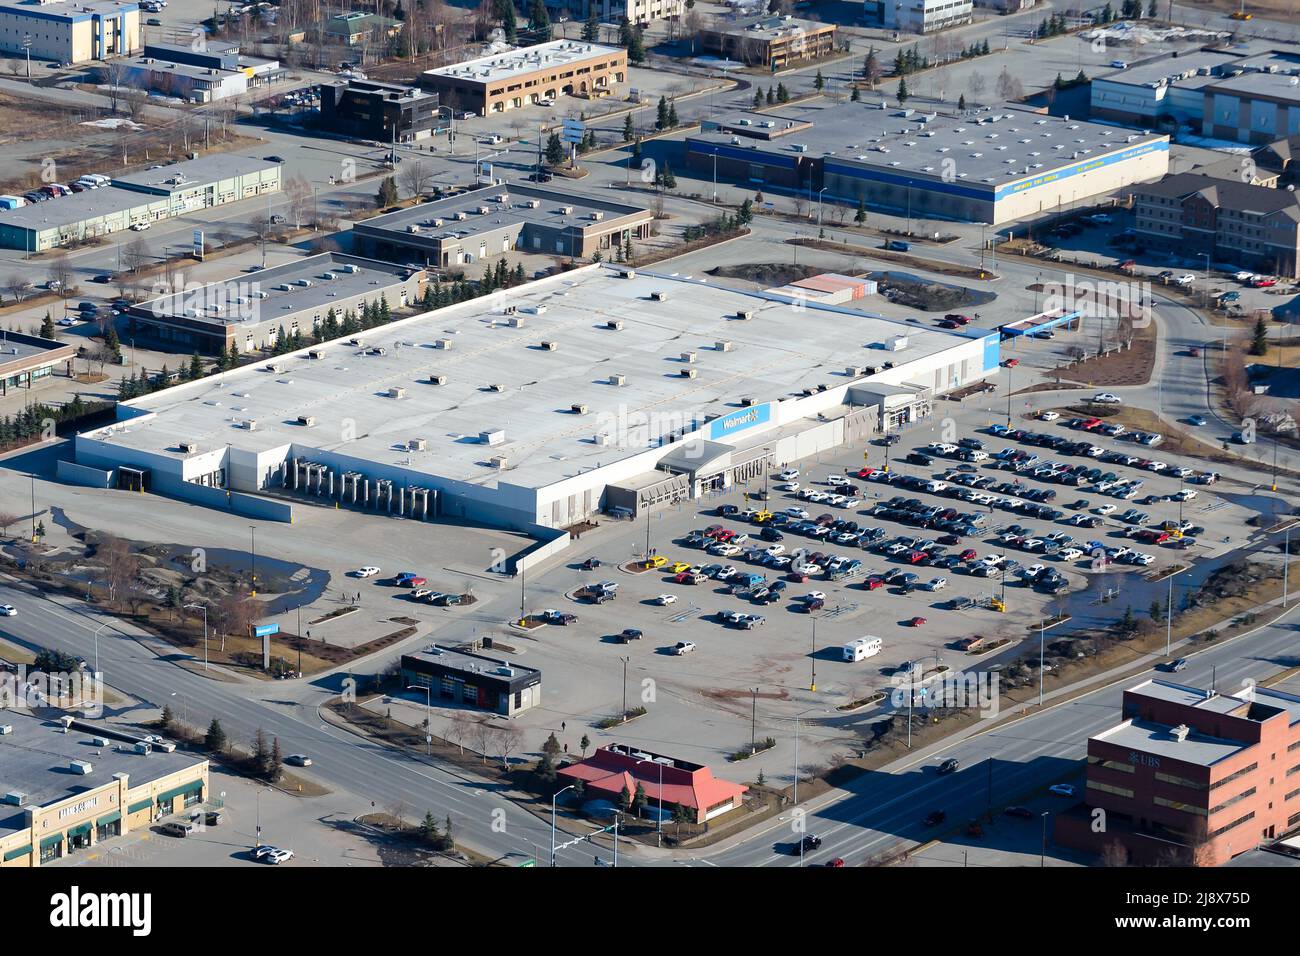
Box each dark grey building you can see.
[318,79,442,143]
[400,645,540,716]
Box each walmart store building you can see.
[0,713,208,867]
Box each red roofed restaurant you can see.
[558,743,748,823]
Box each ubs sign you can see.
[709,403,772,441]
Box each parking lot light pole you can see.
[550,783,576,867]
[249,525,257,597]
[1039,616,1046,706]
[636,759,665,847]
[183,603,208,670]
[1040,811,1049,867]
[407,684,432,754]
[93,622,110,675]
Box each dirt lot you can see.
[0,91,95,146]
[792,237,997,282]
[707,262,831,287]
[1053,320,1156,388]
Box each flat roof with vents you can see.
[85,264,983,491]
[420,39,623,85]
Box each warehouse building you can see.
[318,78,442,143]
[0,0,139,64]
[352,183,654,267]
[70,265,1000,534]
[1091,47,1300,145]
[0,154,282,251]
[126,252,426,355]
[0,713,209,868]
[401,645,541,716]
[419,40,626,115]
[1055,679,1300,866]
[686,101,1169,225]
[698,14,837,70]
[0,329,78,396]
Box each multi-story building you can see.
[318,78,442,143]
[419,40,625,116]
[870,0,973,35]
[543,0,682,25]
[0,0,139,64]
[1130,172,1300,278]
[1055,679,1300,866]
[1091,47,1300,145]
[698,15,837,70]
[351,182,654,268]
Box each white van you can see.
[842,636,883,662]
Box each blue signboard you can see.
[710,403,772,441]
[254,623,280,638]
[982,333,1001,373]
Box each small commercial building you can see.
[322,11,401,47]
[0,329,77,395]
[0,154,282,251]
[871,0,973,35]
[557,743,748,823]
[0,713,209,868]
[121,55,249,103]
[1091,47,1300,145]
[0,0,139,64]
[318,78,442,143]
[1130,172,1300,279]
[419,40,626,115]
[401,645,541,716]
[126,252,426,355]
[1055,679,1300,866]
[686,101,1169,226]
[352,182,653,267]
[698,14,837,70]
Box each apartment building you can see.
[1055,679,1300,866]
[1130,172,1300,278]
[419,40,625,115]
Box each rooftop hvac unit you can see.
[251,290,268,299]
[340,263,359,273]
[476,206,491,214]
[540,340,557,351]
[650,291,668,302]
[408,438,427,451]
[681,351,697,363]
[888,335,908,352]
[480,429,505,446]
[593,432,611,446]
[92,736,109,747]
[268,362,284,373]
[2,790,24,805]
[430,218,444,227]
[349,337,364,347]
[846,365,865,377]
[132,742,151,755]
[453,211,468,220]
[681,368,698,379]
[606,319,624,331]
[558,205,574,214]
[487,383,506,393]
[524,199,540,209]
[571,403,588,414]
[322,271,339,280]
[276,283,292,291]
[0,726,12,737]
[297,415,316,427]
[406,225,422,233]
[494,193,509,203]
[308,349,326,359]
[242,419,258,431]
[429,373,447,385]
[736,308,754,320]
[389,386,406,399]
[588,211,604,221]
[507,316,525,328]
[435,338,453,349]
[716,340,733,352]
[490,455,509,469]
[70,760,93,775]
[623,270,636,279]
[740,397,756,407]
[792,143,808,153]
[522,305,547,315]
[179,440,198,454]
[296,279,313,287]
[609,374,625,386]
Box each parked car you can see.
[1048,783,1077,797]
[673,641,696,655]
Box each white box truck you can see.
[842,636,883,662]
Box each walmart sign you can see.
[710,403,772,440]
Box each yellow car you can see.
[669,561,692,574]
[1230,10,1252,19]
[754,510,774,523]
[644,555,668,569]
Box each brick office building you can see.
[1055,679,1300,866]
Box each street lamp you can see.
[407,684,432,754]
[817,187,828,228]
[183,603,208,671]
[635,758,665,847]
[550,783,576,867]
[249,525,257,597]
[93,622,110,675]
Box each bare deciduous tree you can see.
[397,159,435,199]
[470,715,495,764]
[494,724,522,770]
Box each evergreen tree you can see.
[623,113,634,141]
[529,0,550,39]
[813,69,824,91]
[188,352,203,380]
[958,93,967,110]
[633,781,647,813]
[205,718,227,753]
[582,8,598,42]
[660,163,676,189]
[667,100,678,127]
[161,703,175,730]
[655,95,669,130]
[738,198,753,224]
[766,86,775,105]
[776,82,789,103]
[545,131,565,166]
[753,87,763,108]
[377,176,399,207]
[420,810,441,843]
[536,751,557,785]
[619,17,645,64]
[40,311,54,339]
[269,735,283,782]
[897,76,909,104]
[850,85,860,101]
[253,727,271,776]
[1251,314,1269,355]
[854,198,867,224]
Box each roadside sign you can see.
[561,118,586,145]
[517,859,535,867]
[192,229,204,261]
[254,623,280,638]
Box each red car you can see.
[1079,417,1102,431]
[863,576,885,590]
[674,571,699,584]
[1252,277,1277,288]
[402,576,428,588]
[1001,358,1019,368]
[827,857,846,868]
[857,467,876,479]
[908,616,927,627]
[959,548,978,561]
[715,529,737,542]
[704,524,725,538]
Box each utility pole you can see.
[750,687,758,754]
[620,656,630,722]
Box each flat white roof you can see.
[91,266,981,490]
[423,40,621,85]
